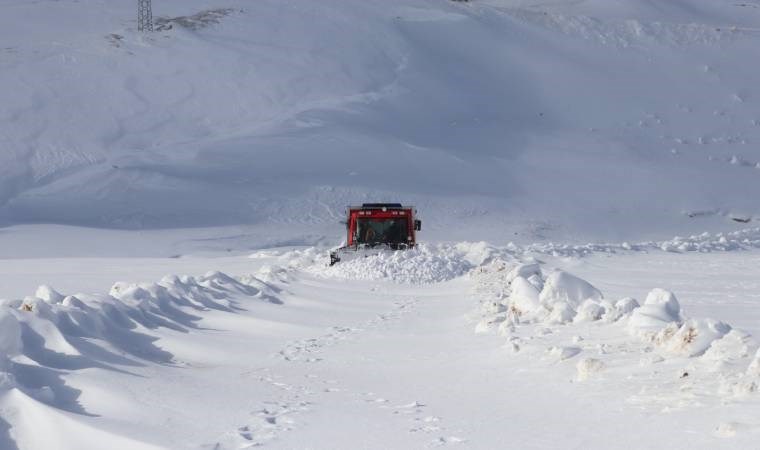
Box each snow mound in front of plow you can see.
[301,243,496,284]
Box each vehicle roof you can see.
[348,203,416,210]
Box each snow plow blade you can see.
[329,250,341,266]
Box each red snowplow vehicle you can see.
[329,203,421,266]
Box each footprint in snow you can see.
[232,401,311,447]
[714,421,760,438]
[429,436,467,447]
[366,394,465,444]
[362,392,390,406]
[410,416,443,433]
[393,401,426,415]
[237,425,254,441]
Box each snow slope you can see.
[2,0,760,243]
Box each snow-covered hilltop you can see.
[2,0,760,244]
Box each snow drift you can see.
[0,270,278,449]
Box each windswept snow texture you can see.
[3,0,760,243]
[0,269,280,450]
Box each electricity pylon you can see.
[138,0,153,32]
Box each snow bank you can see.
[0,269,279,420]
[659,318,731,357]
[701,329,753,369]
[35,285,64,304]
[0,310,22,389]
[602,297,639,322]
[494,267,738,363]
[628,288,682,335]
[0,310,22,359]
[540,270,603,310]
[574,300,606,323]
[509,276,543,317]
[0,388,166,450]
[626,291,731,357]
[501,268,604,324]
[472,259,760,407]
[505,263,542,284]
[520,227,760,258]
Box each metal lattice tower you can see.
[138,0,153,32]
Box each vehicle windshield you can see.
[355,218,408,245]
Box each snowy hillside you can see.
[3,0,760,245]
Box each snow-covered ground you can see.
[3,0,760,448]
[0,243,759,449]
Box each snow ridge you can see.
[0,271,278,448]
[500,8,747,47]
[520,227,760,257]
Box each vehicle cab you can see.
[346,203,421,249]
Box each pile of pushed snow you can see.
[472,260,760,404]
[479,262,742,358]
[267,243,498,284]
[627,288,683,334]
[627,289,736,357]
[487,263,610,327]
[317,244,480,284]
